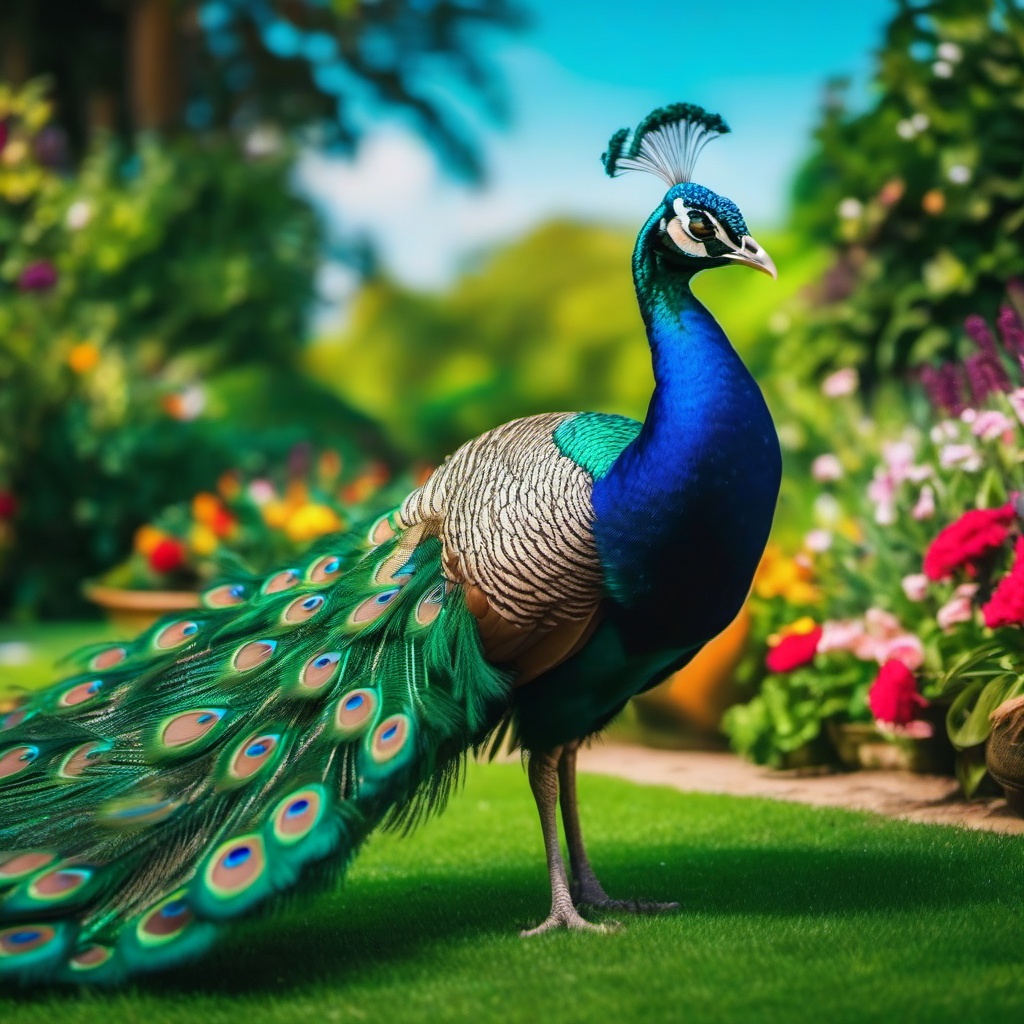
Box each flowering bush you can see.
[727,295,1024,790]
[99,449,412,591]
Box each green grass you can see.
[1,761,1023,1023]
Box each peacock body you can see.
[0,103,780,983]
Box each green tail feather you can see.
[0,517,510,985]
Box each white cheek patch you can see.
[665,217,705,257]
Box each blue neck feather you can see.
[592,211,781,650]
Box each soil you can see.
[577,743,1024,836]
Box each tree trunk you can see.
[128,0,181,132]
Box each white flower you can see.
[814,493,841,525]
[896,119,916,140]
[247,479,276,505]
[930,420,960,443]
[804,529,833,553]
[837,198,863,220]
[812,454,843,482]
[822,367,859,398]
[901,573,930,602]
[65,200,92,230]
[937,42,962,62]
[939,443,982,472]
[910,112,930,132]
[244,126,282,158]
[948,164,971,184]
[933,60,954,78]
[970,409,1013,441]
[913,484,936,521]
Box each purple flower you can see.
[0,120,8,153]
[16,260,58,292]
[997,304,1024,358]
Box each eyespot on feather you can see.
[333,688,378,737]
[99,794,182,828]
[309,555,342,583]
[0,744,39,781]
[0,708,33,732]
[203,582,248,608]
[204,835,266,898]
[226,733,280,782]
[270,787,324,846]
[0,924,58,958]
[369,714,410,764]
[368,515,396,546]
[68,944,113,971]
[414,583,445,626]
[137,891,194,945]
[350,588,400,625]
[300,650,342,690]
[90,646,126,670]
[160,709,226,749]
[262,569,300,595]
[284,593,325,624]
[0,852,56,883]
[154,619,200,650]
[57,678,104,709]
[59,741,111,779]
[233,639,277,671]
[28,865,93,903]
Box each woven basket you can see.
[986,694,1024,816]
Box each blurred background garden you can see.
[3,0,1024,808]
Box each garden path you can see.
[576,743,1024,836]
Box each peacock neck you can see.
[591,222,781,649]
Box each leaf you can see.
[955,745,989,799]
[946,674,1021,749]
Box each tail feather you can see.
[0,513,510,984]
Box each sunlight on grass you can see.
[2,762,1022,1023]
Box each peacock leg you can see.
[520,748,611,937]
[558,742,679,915]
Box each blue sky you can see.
[299,0,895,294]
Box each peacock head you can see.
[603,103,776,279]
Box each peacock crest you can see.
[601,102,730,187]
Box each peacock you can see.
[0,102,780,984]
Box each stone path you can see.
[577,743,1024,836]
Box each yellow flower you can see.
[262,501,290,530]
[68,342,101,374]
[754,544,820,605]
[134,524,165,556]
[285,504,342,543]
[189,523,219,557]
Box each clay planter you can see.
[84,583,200,633]
[632,604,750,745]
[986,695,1024,816]
[826,718,954,775]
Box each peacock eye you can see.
[687,212,716,240]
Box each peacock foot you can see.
[571,878,679,915]
[520,902,620,938]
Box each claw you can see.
[520,905,620,937]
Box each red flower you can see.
[765,625,822,673]
[17,260,58,292]
[923,504,1015,581]
[148,538,186,575]
[209,506,236,539]
[983,537,1024,628]
[0,491,17,520]
[868,660,928,726]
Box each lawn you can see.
[2,626,1023,1022]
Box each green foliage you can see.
[0,82,389,616]
[307,221,820,461]
[780,0,1024,386]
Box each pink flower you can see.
[939,443,982,472]
[812,454,843,482]
[912,484,936,521]
[931,420,960,443]
[970,409,1014,441]
[865,607,902,637]
[868,468,897,525]
[822,368,859,398]
[879,633,925,671]
[901,573,930,602]
[804,529,832,553]
[17,260,58,292]
[247,479,276,505]
[765,626,823,673]
[936,583,979,630]
[1008,389,1024,426]
[818,619,865,654]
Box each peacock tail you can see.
[0,514,509,985]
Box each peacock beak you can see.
[726,235,777,279]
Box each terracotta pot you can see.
[83,583,200,632]
[632,603,751,738]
